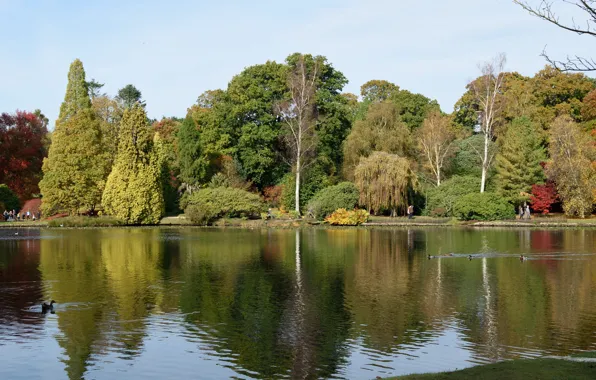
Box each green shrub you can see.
[48,216,124,227]
[0,184,20,212]
[325,208,369,226]
[454,192,515,221]
[185,203,217,225]
[307,182,360,220]
[184,187,265,225]
[424,176,480,217]
[280,164,332,212]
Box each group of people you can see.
[1,209,40,222]
[519,204,531,220]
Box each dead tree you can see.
[515,0,596,71]
[276,56,319,214]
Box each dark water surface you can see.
[1,227,595,379]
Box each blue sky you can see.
[1,0,594,126]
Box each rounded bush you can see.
[307,182,360,220]
[454,192,515,221]
[424,176,480,217]
[184,187,265,225]
[325,208,369,226]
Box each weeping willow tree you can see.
[354,151,418,216]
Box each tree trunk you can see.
[436,164,441,186]
[295,156,301,214]
[480,132,489,193]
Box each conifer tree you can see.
[495,117,546,204]
[39,59,109,215]
[178,116,208,186]
[102,105,164,224]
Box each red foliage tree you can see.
[530,182,559,215]
[0,111,49,201]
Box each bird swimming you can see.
[41,300,55,313]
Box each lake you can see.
[0,227,595,379]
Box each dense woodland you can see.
[1,50,595,224]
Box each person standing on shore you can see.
[407,205,414,219]
[525,204,531,220]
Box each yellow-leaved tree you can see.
[354,151,418,216]
[102,105,164,224]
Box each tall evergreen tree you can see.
[495,117,546,204]
[39,59,109,215]
[177,116,209,186]
[102,105,164,224]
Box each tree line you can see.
[1,51,595,222]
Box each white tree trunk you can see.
[295,155,301,214]
[480,132,489,193]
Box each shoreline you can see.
[2,218,596,229]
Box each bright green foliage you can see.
[546,115,596,217]
[40,60,109,215]
[102,106,164,224]
[325,208,369,226]
[307,182,360,220]
[227,61,288,188]
[58,59,92,121]
[454,192,515,221]
[495,117,546,204]
[0,184,20,211]
[343,102,412,179]
[424,176,479,217]
[189,89,234,172]
[47,216,123,227]
[280,164,332,211]
[183,187,265,225]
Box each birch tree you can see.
[470,53,506,193]
[417,111,457,186]
[277,55,319,214]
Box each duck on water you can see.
[41,300,55,313]
[427,253,455,259]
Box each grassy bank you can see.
[47,216,124,227]
[389,357,596,379]
[2,215,596,229]
[0,220,48,227]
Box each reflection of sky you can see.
[344,324,474,379]
[0,314,65,379]
[0,313,475,380]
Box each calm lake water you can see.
[1,227,595,379]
